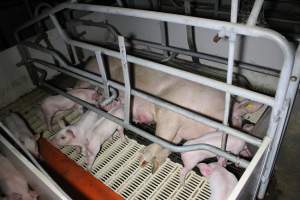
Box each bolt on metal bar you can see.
[118,36,131,124]
[41,82,250,168]
[95,51,109,98]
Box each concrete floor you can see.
[265,91,300,200]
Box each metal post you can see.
[184,0,199,64]
[118,36,131,124]
[247,0,264,26]
[70,43,80,64]
[221,0,239,151]
[257,43,300,199]
[160,22,169,57]
[214,0,220,18]
[95,51,109,98]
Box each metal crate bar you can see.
[25,57,262,147]
[221,0,239,151]
[41,82,250,168]
[47,16,277,107]
[14,4,296,198]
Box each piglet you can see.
[51,110,99,156]
[180,132,246,185]
[84,106,125,169]
[0,154,38,200]
[198,162,237,200]
[2,113,40,157]
[41,88,102,131]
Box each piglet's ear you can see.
[66,129,76,138]
[198,163,213,177]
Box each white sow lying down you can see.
[2,113,40,157]
[0,154,38,200]
[199,163,237,200]
[51,105,124,169]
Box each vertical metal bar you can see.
[160,22,169,57]
[50,14,80,65]
[71,45,80,64]
[231,0,239,23]
[184,0,199,64]
[247,0,264,26]
[221,34,237,150]
[214,0,220,18]
[221,0,239,151]
[95,51,109,98]
[153,0,169,57]
[118,36,131,124]
[257,44,300,199]
[17,45,40,85]
[116,0,125,7]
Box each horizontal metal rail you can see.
[25,57,262,147]
[15,2,293,126]
[15,3,294,197]
[66,18,280,77]
[30,20,276,107]
[131,39,280,77]
[41,82,250,168]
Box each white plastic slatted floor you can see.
[0,88,211,200]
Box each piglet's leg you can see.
[180,167,191,186]
[140,110,180,172]
[117,126,127,142]
[86,143,101,171]
[154,135,181,172]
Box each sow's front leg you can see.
[139,109,180,173]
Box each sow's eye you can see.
[61,136,66,140]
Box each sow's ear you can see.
[237,100,263,114]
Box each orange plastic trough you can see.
[38,138,124,200]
